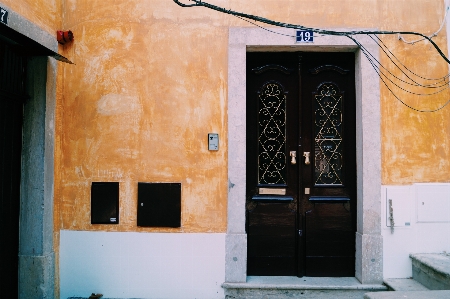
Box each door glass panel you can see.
[314,83,343,185]
[258,82,287,185]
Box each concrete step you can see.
[222,276,387,299]
[383,278,428,291]
[410,253,450,290]
[364,290,450,299]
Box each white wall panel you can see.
[382,184,450,279]
[60,231,225,299]
[416,184,450,223]
[385,187,412,227]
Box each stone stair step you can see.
[383,278,429,291]
[410,253,450,290]
[364,290,450,299]
[222,276,387,299]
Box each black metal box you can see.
[137,182,181,227]
[91,182,119,224]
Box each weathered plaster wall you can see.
[1,0,61,35]
[375,0,450,184]
[381,35,450,184]
[56,0,229,233]
[55,0,450,234]
[51,0,450,296]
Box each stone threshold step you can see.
[223,276,388,291]
[223,277,387,299]
[411,253,450,278]
[384,278,429,291]
[410,253,450,290]
[364,290,450,299]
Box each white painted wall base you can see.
[60,231,225,299]
[382,184,450,278]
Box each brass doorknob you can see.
[290,151,297,164]
[303,152,310,165]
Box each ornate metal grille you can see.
[257,82,287,185]
[314,83,343,185]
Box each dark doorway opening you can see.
[0,42,27,298]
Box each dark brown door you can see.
[246,52,356,277]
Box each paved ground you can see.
[365,290,450,299]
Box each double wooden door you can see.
[246,52,356,277]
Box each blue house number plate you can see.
[296,30,314,43]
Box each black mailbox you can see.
[91,182,119,224]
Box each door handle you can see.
[303,152,310,165]
[290,151,297,164]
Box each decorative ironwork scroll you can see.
[309,65,350,75]
[257,82,287,185]
[314,83,344,185]
[252,64,294,75]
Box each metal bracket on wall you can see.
[388,199,395,234]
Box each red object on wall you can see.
[57,30,74,44]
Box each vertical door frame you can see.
[1,3,58,297]
[226,27,383,284]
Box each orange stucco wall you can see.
[55,0,229,233]
[53,0,450,236]
[381,37,450,184]
[2,0,61,35]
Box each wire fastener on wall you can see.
[398,6,449,44]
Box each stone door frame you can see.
[226,27,382,284]
[0,3,58,297]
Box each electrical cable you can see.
[372,35,450,83]
[173,0,450,64]
[235,13,450,91]
[366,35,450,89]
[234,14,450,89]
[398,6,449,44]
[349,36,450,112]
[173,0,450,111]
[363,45,449,97]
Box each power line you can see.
[398,5,449,45]
[173,0,450,112]
[350,36,450,112]
[173,0,450,64]
[372,35,450,84]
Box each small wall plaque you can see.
[259,188,286,195]
[0,7,9,25]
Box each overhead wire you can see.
[173,0,450,64]
[360,35,446,89]
[372,35,450,83]
[234,13,450,92]
[361,39,449,97]
[349,35,450,112]
[398,6,449,45]
[366,35,450,89]
[173,0,450,112]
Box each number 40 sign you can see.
[296,30,314,43]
